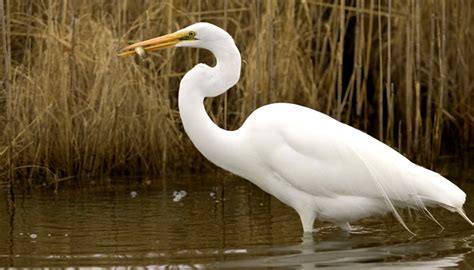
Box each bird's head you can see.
[119,22,241,97]
[118,22,234,57]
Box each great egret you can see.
[120,22,472,233]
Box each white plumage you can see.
[120,22,472,233]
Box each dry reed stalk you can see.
[377,0,384,140]
[64,2,77,175]
[405,1,413,157]
[161,0,174,176]
[455,0,472,154]
[252,0,260,110]
[413,0,421,162]
[1,1,16,254]
[350,0,362,127]
[222,0,228,129]
[386,0,394,145]
[322,5,339,116]
[434,0,447,159]
[425,0,435,166]
[1,0,13,186]
[336,0,344,121]
[361,0,375,131]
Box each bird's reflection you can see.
[215,230,469,269]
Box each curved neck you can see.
[178,40,241,172]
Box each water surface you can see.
[1,162,474,269]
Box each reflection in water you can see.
[217,232,471,269]
[0,171,474,269]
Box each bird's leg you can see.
[297,209,317,232]
[336,222,352,232]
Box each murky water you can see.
[1,161,474,269]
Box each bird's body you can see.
[121,22,472,233]
[236,103,465,230]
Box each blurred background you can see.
[1,0,473,182]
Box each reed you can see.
[1,0,473,182]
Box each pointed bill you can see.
[118,31,190,57]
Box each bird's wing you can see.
[250,103,420,204]
[244,103,468,229]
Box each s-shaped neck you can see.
[177,41,241,173]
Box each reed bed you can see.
[0,0,473,183]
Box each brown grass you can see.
[1,0,473,183]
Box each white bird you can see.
[120,22,473,233]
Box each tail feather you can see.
[347,143,469,232]
[397,165,471,230]
[349,147,415,235]
[412,166,466,210]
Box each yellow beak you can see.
[118,31,190,57]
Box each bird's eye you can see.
[180,31,196,41]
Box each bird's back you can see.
[238,103,466,223]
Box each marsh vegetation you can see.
[1,0,473,182]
